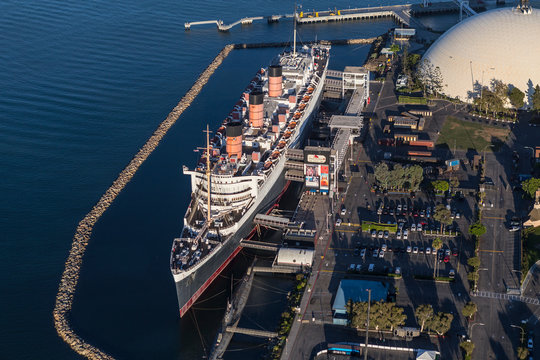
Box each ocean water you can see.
[0,0,508,358]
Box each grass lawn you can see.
[362,221,398,233]
[522,227,540,281]
[436,116,510,151]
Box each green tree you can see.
[348,301,407,331]
[389,164,405,189]
[468,221,487,237]
[406,53,421,71]
[522,177,540,198]
[389,43,400,53]
[533,84,540,111]
[460,341,475,358]
[426,312,453,335]
[434,204,452,232]
[415,304,434,332]
[407,165,424,191]
[508,86,525,109]
[518,346,529,359]
[387,303,407,331]
[432,180,449,193]
[462,302,477,319]
[374,163,390,189]
[467,256,480,268]
[432,238,443,277]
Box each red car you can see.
[452,248,459,256]
[444,255,450,263]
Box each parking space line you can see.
[335,229,358,233]
[330,247,354,251]
[478,249,504,253]
[483,216,505,220]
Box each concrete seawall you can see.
[53,36,379,359]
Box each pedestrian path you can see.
[473,290,540,305]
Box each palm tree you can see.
[432,238,443,278]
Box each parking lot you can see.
[333,191,471,278]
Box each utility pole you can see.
[364,288,372,360]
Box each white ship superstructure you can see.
[170,43,330,317]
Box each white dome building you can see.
[422,6,540,103]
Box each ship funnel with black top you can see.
[249,91,264,128]
[268,65,283,97]
[226,121,243,159]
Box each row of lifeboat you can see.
[261,81,317,174]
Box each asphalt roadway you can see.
[284,65,540,359]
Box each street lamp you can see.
[470,322,485,341]
[511,324,525,344]
[364,288,372,360]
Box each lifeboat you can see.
[293,113,301,120]
[288,121,297,130]
[307,87,314,93]
[303,95,311,102]
[298,103,306,110]
[277,141,286,149]
[217,126,226,134]
[283,131,292,139]
[271,150,280,159]
[263,161,272,170]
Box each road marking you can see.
[483,216,505,220]
[330,247,354,251]
[478,249,504,253]
[335,229,358,233]
[321,269,347,274]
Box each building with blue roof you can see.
[332,279,389,325]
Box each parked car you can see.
[373,249,379,257]
[381,244,387,251]
[425,247,431,255]
[371,229,377,238]
[336,218,342,226]
[407,246,412,253]
[368,263,375,272]
[360,249,366,258]
[445,249,451,256]
[379,250,385,258]
[403,230,409,240]
[395,267,401,275]
[341,205,347,216]
[528,337,533,350]
[353,248,360,256]
[349,264,356,271]
[356,264,362,272]
[378,231,384,238]
[452,248,459,256]
[456,212,461,219]
[444,255,450,263]
[449,269,455,279]
[413,246,419,254]
[411,223,416,232]
[397,231,402,240]
[417,223,423,232]
[384,230,389,239]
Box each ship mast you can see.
[205,124,211,225]
[293,4,297,57]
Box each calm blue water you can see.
[0,0,517,358]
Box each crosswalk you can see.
[473,290,540,305]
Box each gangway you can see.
[452,0,477,20]
[252,266,300,274]
[225,326,278,338]
[253,214,302,229]
[240,239,278,252]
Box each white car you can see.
[397,204,402,212]
[368,263,375,272]
[397,231,402,240]
[411,223,416,232]
[336,218,342,226]
[373,249,379,257]
[426,247,432,255]
[407,246,412,253]
[356,264,362,272]
[349,264,356,271]
[413,246,419,254]
[403,230,409,240]
[417,223,422,232]
[395,267,401,275]
[382,244,387,251]
[379,250,385,258]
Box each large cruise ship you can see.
[170,41,330,317]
